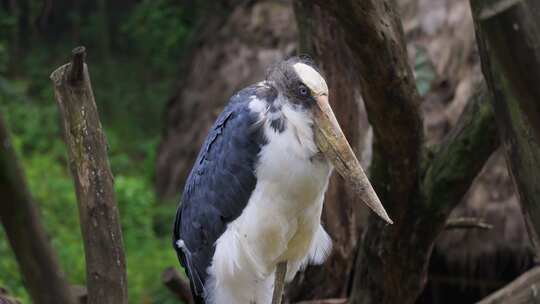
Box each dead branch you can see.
[0,115,76,304]
[161,267,194,304]
[50,46,127,304]
[476,267,540,304]
[445,217,493,230]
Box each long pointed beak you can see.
[313,94,393,224]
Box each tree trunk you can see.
[470,0,540,253]
[294,1,499,303]
[50,47,128,304]
[0,114,76,304]
[287,2,370,301]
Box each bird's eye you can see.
[299,85,309,96]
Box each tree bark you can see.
[287,2,371,300]
[294,1,500,303]
[50,47,128,304]
[470,0,540,253]
[0,115,76,304]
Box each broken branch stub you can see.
[50,47,128,304]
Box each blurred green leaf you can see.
[413,47,437,96]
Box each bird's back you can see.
[173,85,267,301]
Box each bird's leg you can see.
[271,261,287,304]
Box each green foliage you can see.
[0,9,14,73]
[0,1,193,301]
[0,43,8,74]
[123,0,190,70]
[0,82,180,302]
[116,175,178,302]
[414,47,437,97]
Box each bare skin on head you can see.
[293,63,329,96]
[293,62,393,224]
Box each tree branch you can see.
[50,47,128,304]
[0,114,76,304]
[301,1,499,303]
[422,85,499,215]
[476,267,540,304]
[445,217,493,230]
[161,267,194,304]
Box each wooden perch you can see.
[0,115,76,304]
[161,267,194,304]
[445,217,493,230]
[476,267,540,304]
[50,47,128,304]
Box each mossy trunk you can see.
[470,0,540,253]
[351,88,498,304]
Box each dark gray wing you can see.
[173,85,268,299]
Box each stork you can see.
[173,57,392,304]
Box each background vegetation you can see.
[2,1,538,304]
[0,1,195,302]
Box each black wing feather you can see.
[173,85,268,300]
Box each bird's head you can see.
[267,58,393,224]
